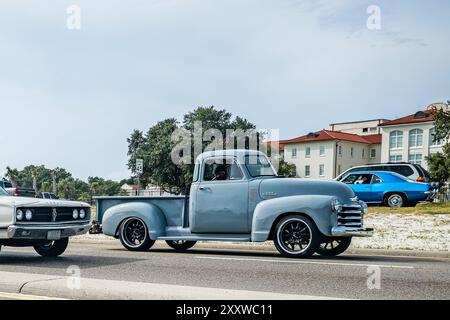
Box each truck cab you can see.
[98,150,373,258]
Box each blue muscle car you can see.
[340,171,433,207]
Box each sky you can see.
[0,0,449,181]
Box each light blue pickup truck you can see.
[96,150,373,258]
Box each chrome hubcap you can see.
[388,195,403,207]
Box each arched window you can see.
[409,129,423,148]
[430,128,443,146]
[389,131,403,149]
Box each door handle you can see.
[199,186,210,191]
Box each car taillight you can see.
[416,176,425,182]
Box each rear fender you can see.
[251,195,335,242]
[102,202,167,240]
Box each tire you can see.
[273,215,320,258]
[385,193,406,208]
[119,217,155,251]
[33,238,69,257]
[166,240,197,251]
[316,237,352,256]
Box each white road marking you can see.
[195,255,415,269]
[0,292,65,300]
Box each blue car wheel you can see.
[385,193,406,208]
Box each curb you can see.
[0,271,339,300]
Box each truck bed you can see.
[95,196,189,228]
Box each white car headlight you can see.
[16,209,24,221]
[72,209,79,219]
[25,209,33,221]
[79,209,86,219]
[331,199,343,212]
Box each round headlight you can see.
[331,199,342,212]
[79,209,86,219]
[25,209,33,221]
[16,209,24,221]
[72,209,79,219]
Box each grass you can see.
[369,202,450,215]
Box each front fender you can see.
[102,202,167,240]
[251,195,335,242]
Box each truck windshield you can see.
[245,155,276,177]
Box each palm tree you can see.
[5,166,20,187]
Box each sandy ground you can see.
[75,213,450,252]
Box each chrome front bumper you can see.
[331,226,374,237]
[0,223,91,240]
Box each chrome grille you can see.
[337,204,363,228]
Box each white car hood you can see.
[0,196,89,208]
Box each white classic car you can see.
[0,186,91,257]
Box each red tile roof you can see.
[379,110,434,126]
[281,130,381,145]
[264,141,285,152]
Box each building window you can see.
[305,165,310,177]
[338,146,342,156]
[370,148,376,158]
[430,128,443,146]
[291,148,297,158]
[409,129,423,148]
[362,149,365,158]
[389,155,402,163]
[319,145,325,157]
[305,147,311,158]
[369,127,377,133]
[362,128,368,133]
[389,131,403,149]
[408,153,422,165]
[350,147,354,158]
[319,164,325,177]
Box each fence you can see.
[435,182,450,203]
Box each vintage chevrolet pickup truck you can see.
[0,187,91,257]
[97,150,373,258]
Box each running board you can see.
[158,234,251,242]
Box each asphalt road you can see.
[0,241,449,300]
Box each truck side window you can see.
[203,158,243,181]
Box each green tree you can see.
[426,145,450,187]
[432,101,450,141]
[426,102,450,188]
[127,106,258,194]
[277,159,297,177]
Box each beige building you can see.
[282,128,381,179]
[330,119,388,135]
[379,102,448,170]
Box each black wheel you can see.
[385,193,406,208]
[273,215,320,258]
[33,238,69,257]
[166,240,197,251]
[316,237,352,256]
[119,217,155,251]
